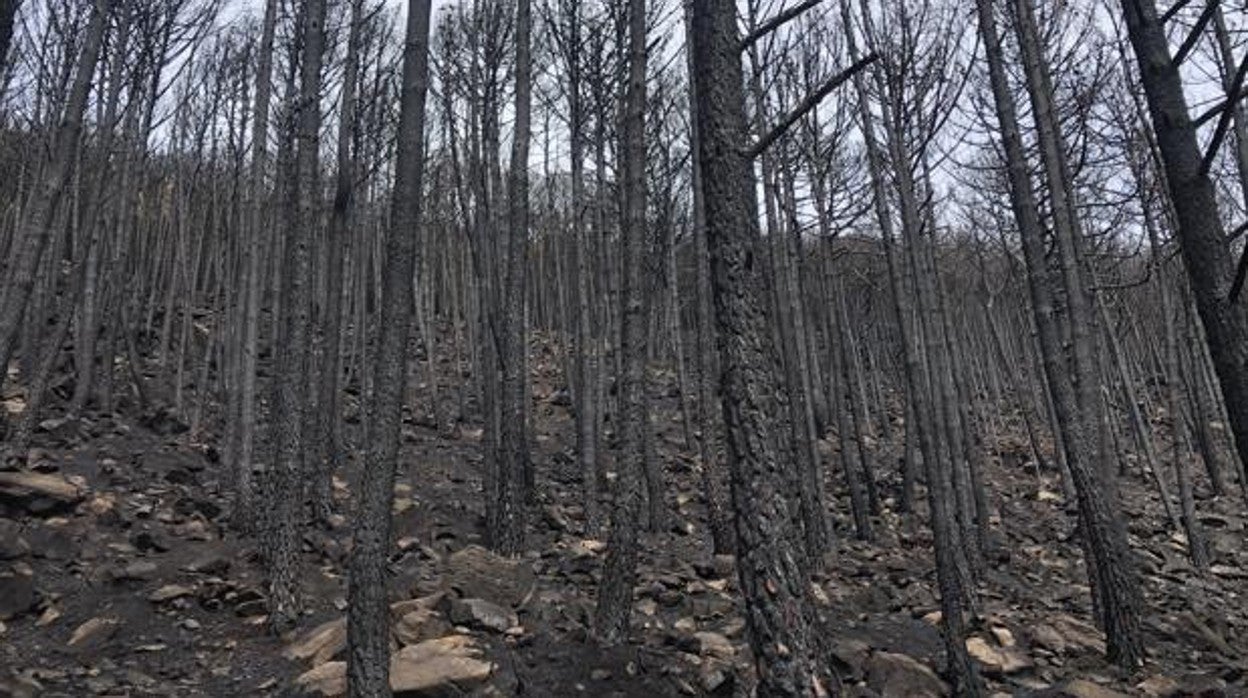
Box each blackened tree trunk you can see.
[345,1,432,694]
[266,0,329,634]
[0,0,110,405]
[596,0,648,644]
[1118,0,1248,488]
[689,2,822,694]
[488,0,533,555]
[0,0,18,77]
[980,0,1145,668]
[229,0,278,532]
[683,0,733,555]
[311,0,365,524]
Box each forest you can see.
[0,0,1247,695]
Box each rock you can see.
[865,651,949,698]
[0,471,85,511]
[829,638,871,680]
[1031,615,1106,655]
[0,519,29,559]
[0,569,35,619]
[68,616,120,649]
[965,636,1033,675]
[1168,673,1228,697]
[148,584,196,603]
[130,530,170,553]
[291,637,493,698]
[445,545,535,608]
[294,661,347,696]
[393,608,451,647]
[115,560,159,581]
[390,635,493,696]
[235,597,268,617]
[286,618,347,667]
[699,660,734,696]
[692,631,735,661]
[183,551,231,575]
[448,597,518,633]
[1042,678,1130,698]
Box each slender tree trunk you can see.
[231,0,278,532]
[596,0,649,643]
[980,0,1144,667]
[683,0,732,555]
[487,0,533,554]
[1119,0,1248,485]
[310,0,364,524]
[266,0,329,634]
[0,0,110,404]
[346,2,432,694]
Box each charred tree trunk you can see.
[345,1,432,694]
[689,2,823,693]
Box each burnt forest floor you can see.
[0,334,1246,697]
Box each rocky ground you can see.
[1,343,1246,697]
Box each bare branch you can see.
[738,0,823,54]
[1193,84,1247,128]
[1160,0,1197,23]
[1200,50,1248,175]
[747,52,878,160]
[1172,0,1218,67]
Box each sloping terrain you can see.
[1,347,1245,697]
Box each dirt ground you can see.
[1,339,1245,697]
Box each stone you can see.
[0,570,35,619]
[829,638,871,679]
[0,519,29,559]
[865,651,949,698]
[692,631,735,661]
[448,597,518,633]
[445,545,535,608]
[965,636,1033,675]
[183,551,231,575]
[1044,678,1130,698]
[116,560,159,581]
[393,608,451,647]
[286,618,347,667]
[148,584,196,603]
[0,471,85,510]
[68,617,120,649]
[294,661,347,696]
[390,635,493,696]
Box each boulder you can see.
[391,635,493,696]
[444,545,535,608]
[286,618,347,667]
[294,661,347,696]
[865,651,949,698]
[393,608,451,646]
[448,597,518,633]
[0,471,85,513]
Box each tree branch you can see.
[1193,84,1247,128]
[1172,0,1218,67]
[738,0,824,54]
[747,53,879,160]
[1160,0,1196,23]
[1229,242,1248,303]
[1201,50,1248,175]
